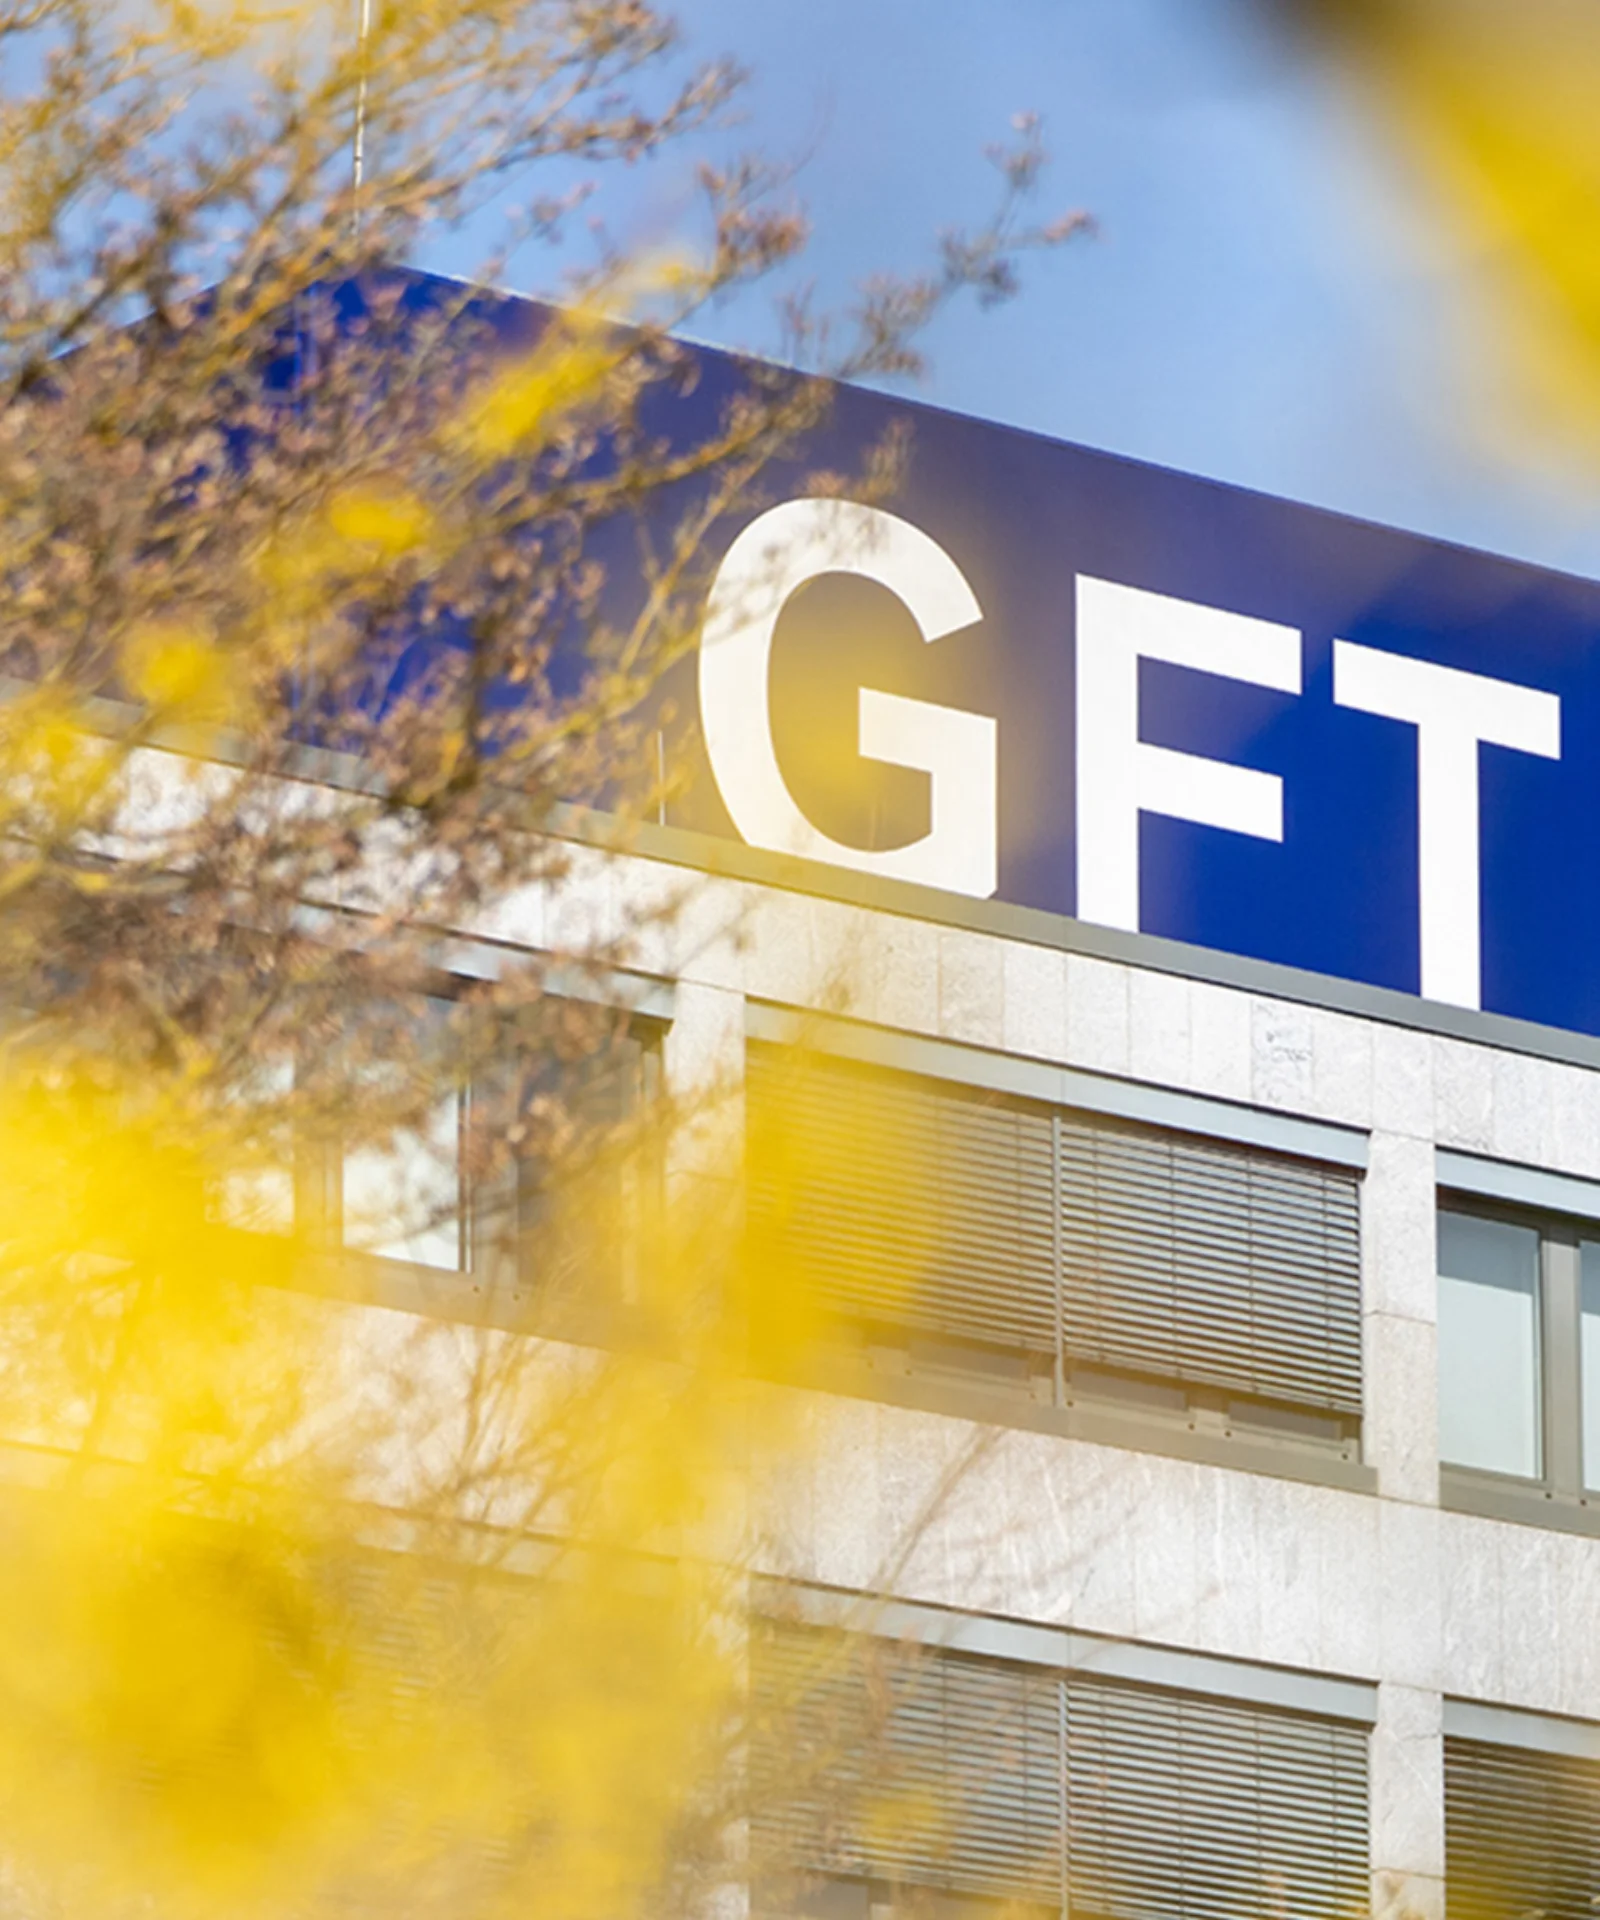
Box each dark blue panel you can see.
[307,273,1600,1042]
[664,365,1600,1038]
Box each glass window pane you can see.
[1438,1210,1541,1477]
[343,1090,463,1272]
[1580,1242,1600,1490]
[212,1056,294,1235]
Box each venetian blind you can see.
[1446,1736,1600,1920]
[745,1048,1362,1416]
[746,1046,1057,1358]
[1064,1673,1370,1920]
[750,1618,1063,1907]
[1054,1111,1362,1414]
[750,1620,1370,1920]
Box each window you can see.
[1446,1735,1600,1920]
[1437,1197,1600,1519]
[1437,1210,1541,1477]
[216,986,662,1320]
[746,1048,1364,1452]
[751,1619,1370,1920]
[1581,1246,1600,1489]
[330,998,660,1289]
[503,1024,662,1317]
[342,1044,466,1272]
[324,992,472,1273]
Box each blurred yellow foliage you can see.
[327,485,434,557]
[0,0,1078,1905]
[1298,0,1600,454]
[123,623,237,722]
[456,325,623,462]
[0,688,116,837]
[250,496,430,648]
[0,1039,906,1920]
[453,253,709,465]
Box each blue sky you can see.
[426,0,1600,582]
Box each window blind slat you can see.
[750,1620,1064,1905]
[1446,1736,1600,1920]
[747,1050,1059,1356]
[1056,1116,1361,1414]
[747,1048,1363,1416]
[751,1621,1371,1920]
[1065,1677,1370,1920]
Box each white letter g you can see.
[698,499,997,897]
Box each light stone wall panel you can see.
[863,912,942,1035]
[1498,1522,1564,1709]
[1064,953,1131,1074]
[1364,1134,1439,1324]
[1000,941,1068,1062]
[1369,1682,1446,1896]
[1128,1452,1201,1647]
[1186,979,1255,1102]
[541,839,624,958]
[1251,998,1317,1111]
[1364,1312,1439,1504]
[936,925,1006,1048]
[1252,1470,1324,1671]
[1377,1500,1444,1692]
[744,891,834,1010]
[1314,1484,1383,1678]
[1188,1460,1265,1658]
[1371,1024,1435,1140]
[509,845,1600,1911]
[1311,1005,1375,1126]
[1554,1541,1600,1717]
[1550,1061,1600,1178]
[1490,1047,1552,1167]
[1128,968,1193,1086]
[656,872,749,994]
[1439,1513,1505,1704]
[795,1395,885,1599]
[1432,1038,1495,1151]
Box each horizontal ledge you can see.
[54,702,1600,1075]
[545,801,1600,1076]
[782,1355,1372,1493]
[1445,1697,1600,1762]
[1437,1149,1600,1226]
[746,1002,1368,1170]
[757,1580,1378,1726]
[1441,1465,1600,1539]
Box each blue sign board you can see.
[668,368,1600,1041]
[313,274,1600,1044]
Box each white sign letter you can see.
[1333,641,1560,1010]
[1075,577,1302,932]
[699,499,997,896]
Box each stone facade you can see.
[475,841,1600,1920]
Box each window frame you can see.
[750,1584,1376,1920]
[1438,1187,1600,1535]
[746,1014,1374,1492]
[217,955,672,1334]
[1444,1716,1600,1920]
[344,992,667,1332]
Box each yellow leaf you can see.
[326,485,433,556]
[457,329,620,462]
[122,623,232,718]
[1297,0,1600,454]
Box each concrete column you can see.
[662,979,746,1188]
[1370,1682,1445,1920]
[1362,1131,1440,1505]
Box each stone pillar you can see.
[1370,1682,1446,1920]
